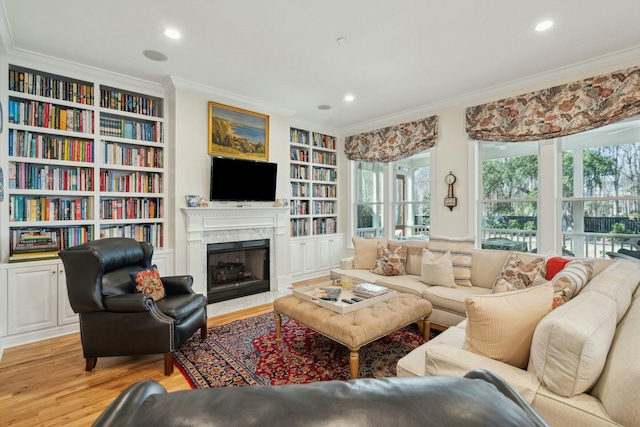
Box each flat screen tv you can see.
[210,156,277,202]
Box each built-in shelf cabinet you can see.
[289,127,342,278]
[4,63,165,263]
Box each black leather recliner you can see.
[59,237,208,375]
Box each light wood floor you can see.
[0,277,328,427]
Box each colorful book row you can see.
[313,217,337,235]
[312,132,337,150]
[103,142,163,168]
[100,117,163,143]
[9,195,92,222]
[9,162,93,191]
[290,147,309,162]
[312,167,337,182]
[9,68,94,105]
[100,88,161,117]
[99,223,163,248]
[290,218,309,237]
[8,129,94,162]
[291,182,309,197]
[290,128,309,144]
[312,151,337,166]
[99,197,163,220]
[290,164,308,180]
[99,171,162,193]
[313,201,336,215]
[312,184,337,198]
[290,200,309,216]
[8,99,94,133]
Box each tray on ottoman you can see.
[292,283,397,314]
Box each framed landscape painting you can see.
[208,102,269,161]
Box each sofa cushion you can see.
[579,259,640,323]
[550,260,589,309]
[129,265,165,301]
[492,253,546,293]
[422,284,491,315]
[352,237,387,269]
[388,239,428,275]
[420,249,456,288]
[528,290,617,397]
[427,235,475,287]
[374,274,429,297]
[371,242,407,276]
[463,282,553,369]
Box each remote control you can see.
[341,298,356,304]
[351,297,364,302]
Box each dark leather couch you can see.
[92,369,550,427]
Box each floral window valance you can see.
[344,115,438,162]
[466,66,640,142]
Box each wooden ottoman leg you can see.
[421,318,431,342]
[275,312,282,347]
[350,350,359,379]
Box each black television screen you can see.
[210,156,277,202]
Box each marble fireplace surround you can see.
[182,206,290,298]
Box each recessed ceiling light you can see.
[535,20,553,32]
[143,50,168,62]
[164,28,181,39]
[318,105,332,110]
[344,95,354,102]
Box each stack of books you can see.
[352,283,392,299]
[10,230,60,262]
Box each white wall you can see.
[168,81,292,274]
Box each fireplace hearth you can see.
[207,239,270,303]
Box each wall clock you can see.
[444,171,457,211]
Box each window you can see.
[353,151,431,239]
[480,142,539,252]
[561,119,640,257]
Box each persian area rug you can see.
[174,311,433,388]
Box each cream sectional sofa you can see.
[332,241,640,426]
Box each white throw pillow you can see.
[463,282,553,369]
[352,237,387,270]
[420,249,456,288]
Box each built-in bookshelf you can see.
[289,127,338,237]
[3,63,165,262]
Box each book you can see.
[352,283,391,298]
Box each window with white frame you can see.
[477,116,640,259]
[354,151,431,239]
[561,118,640,258]
[480,142,539,253]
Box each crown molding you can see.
[165,76,296,118]
[341,45,640,136]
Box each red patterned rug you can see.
[174,312,432,388]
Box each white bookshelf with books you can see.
[3,62,166,263]
[289,126,342,278]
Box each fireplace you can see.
[207,239,270,303]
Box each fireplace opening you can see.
[207,239,270,304]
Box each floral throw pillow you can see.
[371,242,407,276]
[129,265,165,301]
[492,253,546,293]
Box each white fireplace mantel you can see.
[182,206,291,296]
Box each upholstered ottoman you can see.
[273,293,432,379]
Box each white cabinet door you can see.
[317,234,344,270]
[56,265,78,326]
[8,264,58,335]
[290,238,318,277]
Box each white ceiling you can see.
[2,0,640,131]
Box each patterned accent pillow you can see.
[492,253,546,293]
[129,265,165,301]
[371,242,407,276]
[427,234,475,287]
[551,260,590,309]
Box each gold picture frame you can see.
[208,102,269,161]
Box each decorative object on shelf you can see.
[273,198,288,207]
[185,195,200,207]
[208,102,269,161]
[444,171,457,211]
